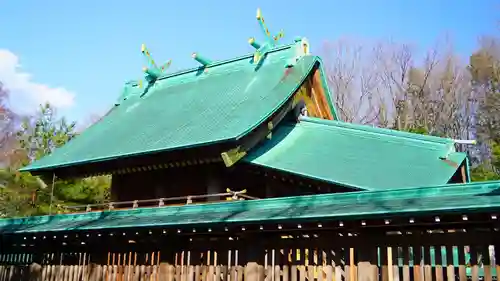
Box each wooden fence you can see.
[0,244,498,281]
[2,226,500,281]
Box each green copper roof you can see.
[245,117,466,190]
[0,181,498,234]
[21,43,336,173]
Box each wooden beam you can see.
[310,68,334,120]
[460,164,467,183]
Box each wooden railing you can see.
[61,189,257,213]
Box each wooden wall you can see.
[108,164,333,204]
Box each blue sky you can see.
[0,0,498,123]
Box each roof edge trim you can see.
[1,180,499,227]
[235,56,321,140]
[19,137,229,173]
[299,117,455,145]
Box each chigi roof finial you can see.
[248,8,284,64]
[140,44,172,87]
[116,44,172,105]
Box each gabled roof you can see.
[0,181,498,234]
[21,42,336,173]
[244,117,467,190]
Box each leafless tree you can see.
[322,38,382,124]
[322,36,475,144]
[424,46,475,140]
[372,41,414,129]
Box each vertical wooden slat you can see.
[69,265,75,281]
[158,263,167,281]
[103,266,109,281]
[140,265,146,281]
[265,266,271,281]
[470,246,479,281]
[127,253,133,281]
[59,265,66,281]
[290,265,297,281]
[298,266,305,281]
[387,247,393,281]
[236,266,243,281]
[494,245,500,280]
[85,253,90,281]
[482,245,493,281]
[113,265,118,281]
[2,265,7,281]
[245,263,258,281]
[257,266,265,281]
[147,265,153,281]
[50,265,56,281]
[324,266,333,281]
[307,266,313,281]
[176,266,182,281]
[423,247,432,281]
[445,246,455,281]
[274,262,280,281]
[282,266,289,281]
[123,265,129,281]
[457,246,467,281]
[7,265,13,281]
[350,248,357,281]
[42,264,48,281]
[132,265,140,281]
[5,265,10,281]
[148,264,155,281]
[273,260,281,281]
[167,266,175,281]
[401,246,410,281]
[221,266,228,281]
[380,247,388,281]
[215,266,221,281]
[196,266,202,281]
[188,266,195,281]
[90,264,99,281]
[201,266,207,281]
[391,247,399,281]
[208,266,215,281]
[334,265,342,281]
[152,266,158,281]
[435,246,444,281]
[116,254,122,281]
[77,254,82,281]
[46,264,53,281]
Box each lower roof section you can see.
[244,117,467,190]
[0,181,498,234]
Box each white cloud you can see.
[0,49,75,113]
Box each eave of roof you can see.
[244,117,465,190]
[0,181,498,234]
[21,42,334,173]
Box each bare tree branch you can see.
[322,38,381,124]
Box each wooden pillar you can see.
[206,166,222,202]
